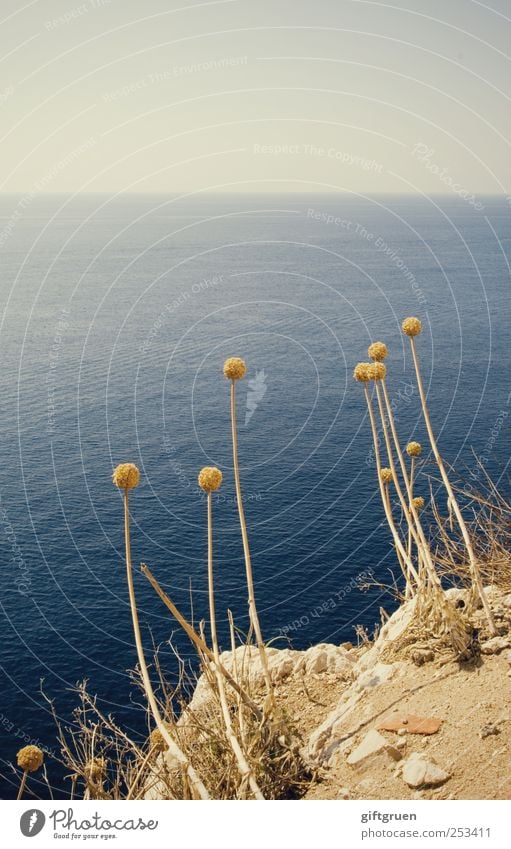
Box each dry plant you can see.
[402,317,496,634]
[17,341,505,799]
[223,357,276,715]
[353,328,475,659]
[433,461,511,595]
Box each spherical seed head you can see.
[368,362,387,381]
[112,463,140,490]
[149,722,173,754]
[223,357,247,380]
[149,728,166,753]
[406,441,422,458]
[380,467,393,484]
[198,466,223,492]
[16,745,43,773]
[85,757,107,782]
[353,362,371,383]
[412,496,425,512]
[402,316,422,337]
[368,341,388,362]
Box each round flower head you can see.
[198,466,223,492]
[380,467,393,484]
[402,316,422,337]
[223,357,247,381]
[85,757,107,782]
[368,342,388,362]
[112,463,140,490]
[368,362,386,381]
[406,441,422,458]
[353,362,371,383]
[150,728,167,753]
[412,496,425,512]
[16,745,44,774]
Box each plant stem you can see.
[17,771,27,800]
[123,491,209,800]
[141,563,263,722]
[364,385,420,591]
[206,493,264,800]
[375,381,442,592]
[230,380,275,712]
[409,338,496,634]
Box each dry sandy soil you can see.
[270,594,511,800]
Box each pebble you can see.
[402,753,451,788]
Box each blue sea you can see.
[0,193,510,798]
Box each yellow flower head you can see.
[368,362,387,381]
[223,357,247,380]
[412,496,425,512]
[368,341,388,362]
[406,441,422,458]
[85,757,107,782]
[380,467,393,484]
[198,466,223,492]
[112,463,140,490]
[150,728,167,753]
[16,745,44,773]
[353,362,371,382]
[402,316,422,337]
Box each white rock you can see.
[355,663,398,692]
[402,753,450,788]
[346,729,402,767]
[308,662,404,763]
[355,599,416,672]
[337,786,350,799]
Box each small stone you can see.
[480,636,511,655]
[398,728,407,736]
[337,786,350,799]
[396,738,407,749]
[402,753,450,788]
[347,729,402,767]
[480,724,500,739]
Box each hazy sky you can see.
[1,0,511,194]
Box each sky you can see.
[1,0,511,194]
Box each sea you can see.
[0,192,510,798]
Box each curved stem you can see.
[206,493,264,799]
[141,563,262,721]
[123,491,209,800]
[230,380,275,711]
[409,338,496,633]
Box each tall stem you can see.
[230,381,275,710]
[364,386,420,591]
[123,491,209,800]
[375,381,442,591]
[409,338,496,634]
[407,456,415,561]
[206,493,264,799]
[17,771,27,800]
